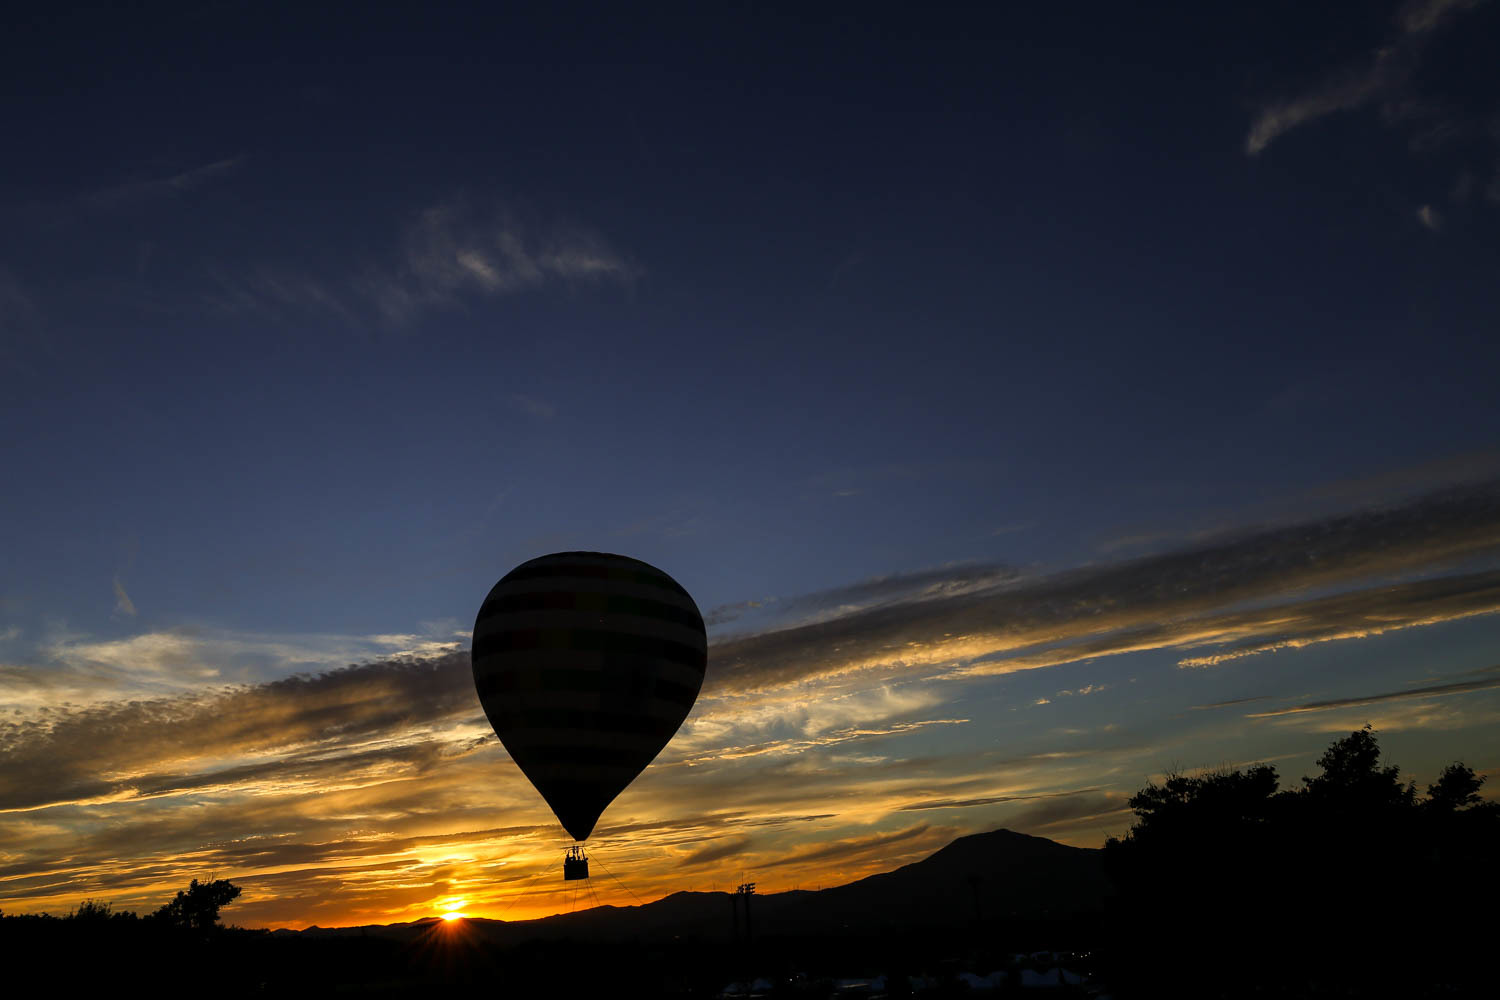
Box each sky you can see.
[2,0,1499,928]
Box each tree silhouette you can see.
[1115,763,1281,844]
[1301,724,1414,810]
[68,899,114,921]
[151,878,242,930]
[1425,761,1484,811]
[1102,727,1497,997]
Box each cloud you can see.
[786,563,1022,619]
[112,576,137,617]
[1259,696,1500,736]
[163,157,244,192]
[897,787,1102,813]
[505,394,557,420]
[678,717,970,766]
[1244,669,1500,717]
[1398,0,1485,33]
[1002,791,1129,835]
[1189,695,1277,712]
[1245,0,1492,155]
[708,482,1500,694]
[395,202,636,301]
[758,823,944,870]
[681,836,754,866]
[1246,54,1399,156]
[705,598,773,627]
[1,624,470,710]
[210,199,638,328]
[86,156,244,207]
[1171,569,1500,667]
[708,563,1019,634]
[0,653,479,812]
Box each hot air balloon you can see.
[471,552,707,876]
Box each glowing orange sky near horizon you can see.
[5,492,1500,930]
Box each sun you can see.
[437,896,470,922]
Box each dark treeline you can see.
[1100,725,1497,997]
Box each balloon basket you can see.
[563,844,590,881]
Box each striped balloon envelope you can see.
[471,552,708,842]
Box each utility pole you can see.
[735,882,756,943]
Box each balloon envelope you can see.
[471,552,707,841]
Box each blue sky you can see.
[2,0,1499,926]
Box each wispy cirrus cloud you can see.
[505,393,557,420]
[681,835,753,867]
[1244,0,1500,221]
[1245,54,1400,157]
[0,653,480,812]
[1245,667,1500,718]
[1245,0,1490,156]
[85,156,245,208]
[208,199,638,328]
[1257,695,1500,736]
[706,562,1019,633]
[0,623,470,710]
[1000,792,1131,835]
[677,717,970,765]
[757,823,948,871]
[897,786,1104,814]
[710,482,1500,694]
[111,575,137,618]
[1398,0,1486,33]
[1189,694,1278,712]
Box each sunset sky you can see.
[3,1,1499,929]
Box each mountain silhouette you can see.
[279,828,1108,944]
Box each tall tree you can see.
[151,879,242,930]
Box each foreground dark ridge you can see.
[279,827,1109,943]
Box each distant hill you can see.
[278,828,1109,944]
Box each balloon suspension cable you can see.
[590,869,608,910]
[588,849,647,907]
[496,862,553,918]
